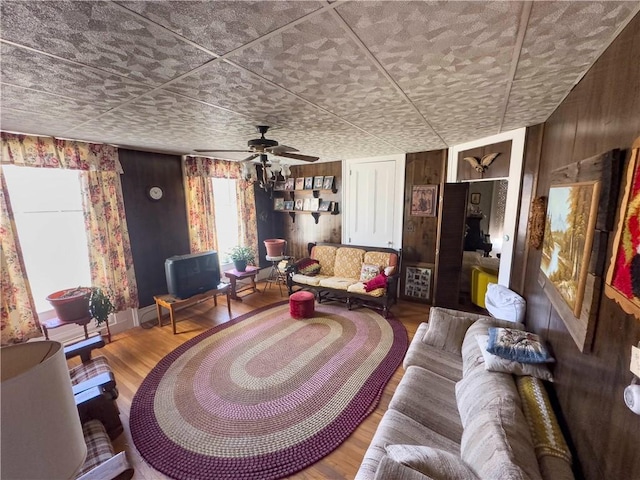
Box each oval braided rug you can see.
[130,301,407,480]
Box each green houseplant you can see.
[89,287,115,342]
[228,245,255,272]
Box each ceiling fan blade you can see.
[242,154,259,162]
[275,152,319,162]
[193,149,251,153]
[266,145,299,154]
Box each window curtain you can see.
[0,167,40,345]
[183,156,259,261]
[1,133,139,314]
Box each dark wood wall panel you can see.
[402,150,446,265]
[254,182,286,268]
[519,12,640,480]
[457,140,512,180]
[282,161,342,260]
[119,149,190,307]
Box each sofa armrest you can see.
[64,335,105,363]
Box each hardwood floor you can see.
[97,284,429,479]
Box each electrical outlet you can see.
[631,345,640,377]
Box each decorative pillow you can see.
[477,335,554,382]
[384,265,396,276]
[360,263,382,282]
[384,444,479,479]
[294,257,321,276]
[487,327,554,363]
[364,272,387,292]
[424,308,476,355]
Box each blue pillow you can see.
[486,327,554,364]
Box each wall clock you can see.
[147,186,163,201]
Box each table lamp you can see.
[1,341,87,479]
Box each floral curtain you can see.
[1,133,138,316]
[0,167,41,345]
[80,171,138,311]
[183,156,259,261]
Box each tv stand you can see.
[154,283,231,334]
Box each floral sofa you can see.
[286,242,401,317]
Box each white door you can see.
[345,158,400,248]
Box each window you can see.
[3,166,91,313]
[211,178,239,263]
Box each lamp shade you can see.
[1,341,87,479]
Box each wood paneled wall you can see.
[282,161,342,260]
[119,149,190,307]
[402,150,447,264]
[518,13,640,480]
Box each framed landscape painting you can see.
[541,181,601,317]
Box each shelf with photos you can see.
[274,174,338,198]
[273,196,339,224]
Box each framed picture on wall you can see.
[304,177,314,189]
[295,178,305,190]
[284,178,295,190]
[402,263,434,302]
[411,185,438,217]
[313,176,324,189]
[605,139,640,320]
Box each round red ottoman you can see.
[289,291,315,319]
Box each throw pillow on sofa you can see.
[295,257,321,276]
[364,272,387,292]
[360,263,382,282]
[476,335,554,382]
[487,327,554,363]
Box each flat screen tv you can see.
[165,251,221,299]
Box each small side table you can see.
[154,283,231,334]
[42,315,92,341]
[225,266,260,301]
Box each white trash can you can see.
[484,283,526,323]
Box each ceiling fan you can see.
[194,125,319,163]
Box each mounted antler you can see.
[464,152,500,173]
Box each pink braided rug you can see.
[130,301,407,480]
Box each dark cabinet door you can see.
[433,183,468,309]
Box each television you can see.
[165,251,221,299]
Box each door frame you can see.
[446,128,526,286]
[342,154,406,249]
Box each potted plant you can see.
[46,287,92,322]
[228,245,255,272]
[89,287,115,342]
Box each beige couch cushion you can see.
[333,247,366,278]
[389,366,463,444]
[422,308,477,355]
[383,445,479,480]
[318,277,357,290]
[403,323,462,382]
[355,409,460,480]
[311,245,337,276]
[455,366,521,428]
[364,251,397,269]
[291,273,328,286]
[461,399,542,480]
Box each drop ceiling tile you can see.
[66,90,253,154]
[502,74,580,132]
[0,0,213,85]
[515,1,637,81]
[336,1,519,98]
[227,11,404,120]
[166,60,341,128]
[117,0,323,55]
[2,83,99,127]
[1,44,151,108]
[415,84,508,145]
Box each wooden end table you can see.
[42,315,92,341]
[225,266,260,301]
[154,283,231,334]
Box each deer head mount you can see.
[463,152,500,173]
